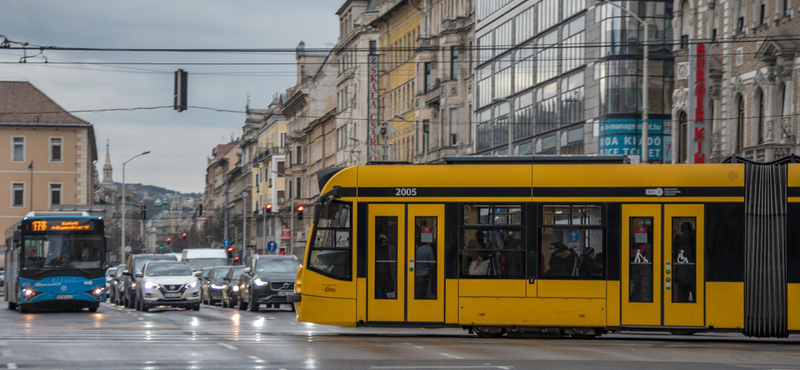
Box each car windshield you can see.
[255,259,300,274]
[186,258,228,271]
[231,267,247,279]
[23,234,104,270]
[212,268,230,278]
[106,268,117,277]
[134,256,177,272]
[146,263,192,277]
[115,266,125,278]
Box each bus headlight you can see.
[92,287,105,296]
[22,288,35,297]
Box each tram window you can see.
[413,216,437,300]
[375,216,398,299]
[629,217,654,302]
[460,229,524,278]
[671,217,697,303]
[464,205,522,225]
[307,201,352,280]
[540,204,605,279]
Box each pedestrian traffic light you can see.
[265,203,272,214]
[166,237,171,245]
[297,205,304,220]
[159,245,164,250]
[182,232,187,240]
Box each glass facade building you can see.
[473,0,674,161]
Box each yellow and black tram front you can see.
[290,156,800,338]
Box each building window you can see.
[50,137,63,162]
[12,136,24,162]
[734,0,744,33]
[424,62,432,91]
[277,190,286,205]
[535,82,559,134]
[515,6,535,44]
[514,43,535,93]
[493,103,510,147]
[295,145,302,164]
[736,95,745,152]
[679,111,688,162]
[561,71,585,126]
[755,88,765,144]
[563,0,584,19]
[756,0,766,25]
[537,31,558,83]
[296,177,302,199]
[537,0,559,32]
[476,109,492,151]
[478,33,493,65]
[561,127,585,154]
[477,65,492,108]
[369,40,377,54]
[449,107,458,146]
[12,183,24,207]
[459,204,525,278]
[514,92,534,140]
[50,183,62,206]
[538,134,557,154]
[540,204,605,279]
[562,16,585,73]
[450,46,459,80]
[495,55,512,99]
[288,180,292,200]
[493,20,513,55]
[680,0,691,48]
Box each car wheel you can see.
[237,295,247,311]
[247,293,259,312]
[193,304,201,311]
[135,296,142,311]
[141,303,149,312]
[17,304,28,313]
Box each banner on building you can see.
[367,54,380,162]
[599,118,672,163]
[281,228,291,241]
[688,41,710,163]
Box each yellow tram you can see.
[289,156,800,338]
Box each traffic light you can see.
[265,203,273,214]
[234,255,240,262]
[167,237,171,246]
[174,69,188,112]
[159,245,164,250]
[226,246,234,259]
[297,205,304,220]
[182,232,187,240]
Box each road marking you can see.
[218,343,237,350]
[248,356,263,361]
[7,363,17,369]
[438,353,464,359]
[371,367,512,369]
[414,346,424,349]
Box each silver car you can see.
[134,261,201,312]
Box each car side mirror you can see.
[12,229,21,245]
[243,268,252,275]
[193,271,202,277]
[122,270,131,276]
[134,272,143,279]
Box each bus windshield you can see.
[186,258,228,271]
[23,234,104,270]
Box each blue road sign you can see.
[568,230,580,243]
[222,239,231,248]
[267,241,278,252]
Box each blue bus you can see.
[4,213,107,313]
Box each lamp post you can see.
[492,98,514,154]
[121,150,150,264]
[598,0,649,163]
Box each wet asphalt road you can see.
[0,300,798,370]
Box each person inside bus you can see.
[466,231,486,249]
[375,232,397,299]
[579,247,598,277]
[468,253,491,276]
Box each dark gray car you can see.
[201,266,231,305]
[238,255,299,312]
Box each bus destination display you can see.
[26,220,96,232]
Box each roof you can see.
[0,81,90,124]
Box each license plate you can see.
[56,295,73,300]
[165,293,181,298]
[277,291,290,296]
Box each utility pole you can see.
[28,161,33,212]
[242,191,248,258]
[223,171,229,244]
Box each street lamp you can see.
[121,150,150,264]
[597,0,649,163]
[492,97,514,154]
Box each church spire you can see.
[102,140,113,184]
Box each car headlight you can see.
[131,283,136,289]
[185,281,198,289]
[210,284,224,289]
[144,282,160,290]
[232,285,240,292]
[253,278,268,287]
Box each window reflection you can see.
[672,217,696,302]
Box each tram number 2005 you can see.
[395,188,418,196]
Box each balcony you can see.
[441,16,473,34]
[742,143,797,162]
[423,79,444,106]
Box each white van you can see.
[181,249,228,272]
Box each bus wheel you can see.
[473,327,504,338]
[88,306,98,313]
[17,304,28,313]
[7,301,16,310]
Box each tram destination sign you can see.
[687,40,710,163]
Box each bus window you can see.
[374,216,398,299]
[671,217,697,302]
[630,217,654,302]
[23,234,104,270]
[540,204,605,279]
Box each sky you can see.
[0,0,340,194]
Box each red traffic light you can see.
[265,203,273,210]
[182,232,187,237]
[234,256,240,261]
[166,237,171,242]
[226,246,234,252]
[297,205,304,212]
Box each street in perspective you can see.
[2,0,800,369]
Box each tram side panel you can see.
[704,203,746,330]
[788,202,800,332]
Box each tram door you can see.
[621,204,705,327]
[367,204,445,323]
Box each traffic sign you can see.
[222,239,231,248]
[267,241,278,252]
[568,230,580,243]
[124,245,132,253]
